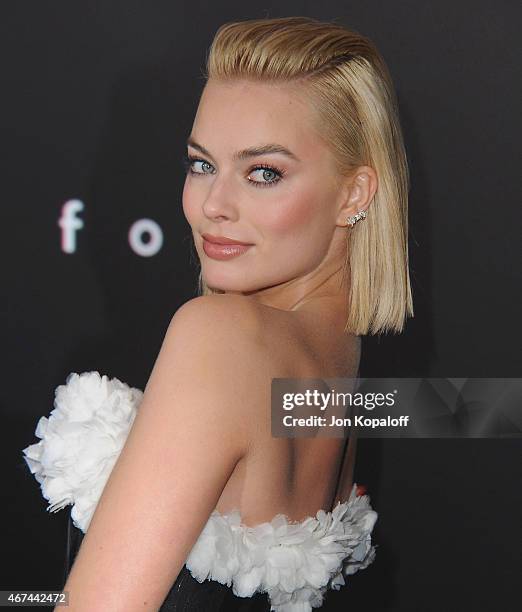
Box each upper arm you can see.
[62,296,262,611]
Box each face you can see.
[182,78,348,295]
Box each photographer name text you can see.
[282,414,410,428]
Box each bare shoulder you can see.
[162,295,301,402]
[167,294,266,349]
[159,295,274,402]
[139,296,272,462]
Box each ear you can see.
[335,166,378,228]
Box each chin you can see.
[201,270,260,294]
[204,280,248,294]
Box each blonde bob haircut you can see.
[196,16,414,335]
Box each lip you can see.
[202,234,253,261]
[201,233,253,246]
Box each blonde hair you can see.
[196,16,413,335]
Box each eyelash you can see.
[182,154,286,188]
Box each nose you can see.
[201,173,240,223]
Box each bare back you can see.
[214,297,361,526]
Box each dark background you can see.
[2,1,521,610]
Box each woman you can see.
[24,15,413,612]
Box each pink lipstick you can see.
[201,233,253,261]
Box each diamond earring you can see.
[346,210,367,228]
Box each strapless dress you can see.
[22,371,378,611]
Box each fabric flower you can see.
[186,483,378,612]
[22,371,143,531]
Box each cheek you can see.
[259,191,324,240]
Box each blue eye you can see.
[183,154,285,188]
[247,165,284,188]
[182,155,214,175]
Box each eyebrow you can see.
[186,136,301,162]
